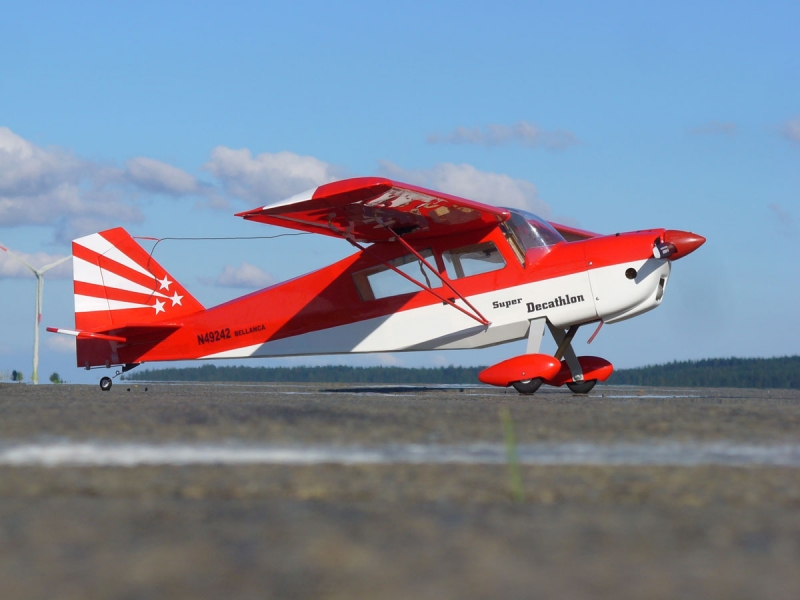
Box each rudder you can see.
[72,227,205,331]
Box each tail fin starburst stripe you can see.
[72,228,204,331]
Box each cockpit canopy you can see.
[503,208,565,252]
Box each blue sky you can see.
[1,0,797,383]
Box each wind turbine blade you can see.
[39,255,71,274]
[0,245,38,276]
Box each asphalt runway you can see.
[1,382,799,599]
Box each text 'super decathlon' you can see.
[527,294,585,313]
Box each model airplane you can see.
[48,177,705,392]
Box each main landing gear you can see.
[512,378,544,395]
[515,321,608,395]
[514,378,598,396]
[98,363,140,391]
[566,379,598,395]
[478,319,613,396]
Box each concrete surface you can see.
[0,382,798,599]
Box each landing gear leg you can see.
[547,322,598,396]
[510,318,548,395]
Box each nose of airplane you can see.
[663,230,706,260]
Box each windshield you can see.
[504,209,565,251]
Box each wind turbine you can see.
[0,244,70,384]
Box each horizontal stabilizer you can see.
[47,323,182,345]
[47,328,127,343]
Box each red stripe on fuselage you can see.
[582,230,664,269]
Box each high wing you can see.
[235,177,511,243]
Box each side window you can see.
[443,242,506,279]
[353,250,440,301]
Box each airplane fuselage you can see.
[75,225,671,368]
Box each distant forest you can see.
[608,356,799,389]
[123,364,485,384]
[123,356,800,389]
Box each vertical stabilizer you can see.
[72,227,205,331]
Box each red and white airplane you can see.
[48,177,705,392]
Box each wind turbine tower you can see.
[0,244,70,384]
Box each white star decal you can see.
[170,291,183,306]
[158,275,172,291]
[153,299,166,314]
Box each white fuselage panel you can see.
[202,270,598,359]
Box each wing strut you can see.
[343,235,490,328]
[388,227,490,326]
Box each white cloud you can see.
[427,354,451,367]
[0,128,141,237]
[375,353,403,366]
[46,334,76,354]
[780,118,800,144]
[124,157,199,195]
[0,248,71,279]
[52,214,132,246]
[428,121,579,150]
[0,127,84,194]
[0,127,207,241]
[208,262,275,288]
[378,161,551,216]
[0,183,142,232]
[690,121,737,135]
[203,146,343,204]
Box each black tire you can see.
[512,378,543,395]
[100,377,113,391]
[566,379,597,395]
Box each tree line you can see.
[121,356,800,389]
[607,356,800,389]
[123,364,485,384]
[0,371,64,383]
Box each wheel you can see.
[99,377,113,391]
[512,378,543,395]
[566,379,597,395]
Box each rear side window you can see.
[442,242,505,279]
[353,250,441,301]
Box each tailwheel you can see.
[99,377,113,391]
[512,378,543,395]
[566,379,597,395]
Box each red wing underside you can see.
[236,177,511,243]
